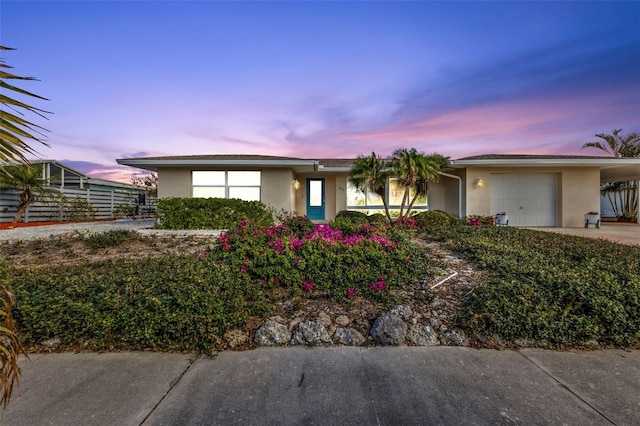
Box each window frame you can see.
[192,170,261,201]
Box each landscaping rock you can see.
[439,330,469,346]
[428,317,443,330]
[254,319,291,346]
[224,329,247,349]
[334,328,366,346]
[407,324,439,346]
[40,337,61,347]
[335,315,350,327]
[318,312,332,327]
[370,314,407,345]
[290,321,332,346]
[390,305,413,320]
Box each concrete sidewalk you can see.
[4,347,639,425]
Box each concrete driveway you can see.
[529,222,640,246]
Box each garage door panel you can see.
[490,173,557,226]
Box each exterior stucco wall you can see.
[157,167,191,198]
[429,175,462,217]
[464,166,601,227]
[293,174,345,221]
[261,169,295,212]
[157,167,295,212]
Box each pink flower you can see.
[347,288,358,298]
[302,280,315,292]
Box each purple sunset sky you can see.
[2,1,639,182]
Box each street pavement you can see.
[4,347,639,425]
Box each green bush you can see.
[335,210,370,224]
[213,219,432,302]
[448,227,640,347]
[11,256,268,353]
[281,215,314,238]
[368,213,388,226]
[155,198,273,230]
[84,230,143,249]
[65,197,96,222]
[413,210,461,237]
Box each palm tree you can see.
[391,148,449,217]
[0,282,25,409]
[403,153,449,217]
[582,129,640,221]
[0,164,59,223]
[348,152,392,222]
[1,46,51,172]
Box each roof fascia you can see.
[451,158,640,167]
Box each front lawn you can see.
[445,226,640,347]
[1,216,638,352]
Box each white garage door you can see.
[490,174,557,226]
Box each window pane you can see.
[347,183,366,206]
[309,180,323,206]
[228,171,260,186]
[229,187,260,201]
[193,187,225,198]
[389,178,404,206]
[366,190,384,206]
[193,171,225,186]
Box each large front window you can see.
[347,179,428,212]
[192,171,261,201]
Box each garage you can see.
[490,173,557,226]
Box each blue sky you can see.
[2,0,639,182]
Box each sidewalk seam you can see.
[139,354,201,425]
[359,348,382,426]
[517,351,616,425]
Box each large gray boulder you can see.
[254,319,292,346]
[334,328,366,346]
[407,324,439,346]
[370,314,407,345]
[290,321,332,345]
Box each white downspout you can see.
[438,171,463,219]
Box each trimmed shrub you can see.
[449,226,640,347]
[281,215,314,238]
[212,219,432,302]
[11,256,269,353]
[368,213,388,226]
[335,210,370,224]
[413,210,461,236]
[155,198,273,230]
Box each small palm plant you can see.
[0,163,60,223]
[348,152,392,221]
[0,282,24,409]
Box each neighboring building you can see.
[0,160,151,222]
[117,154,640,227]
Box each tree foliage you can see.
[582,129,640,221]
[348,149,449,222]
[0,46,51,171]
[0,164,60,222]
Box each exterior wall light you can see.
[293,179,301,190]
[473,178,484,188]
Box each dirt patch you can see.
[0,219,116,230]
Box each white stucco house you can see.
[117,154,640,227]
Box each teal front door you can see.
[306,178,325,220]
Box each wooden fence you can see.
[0,187,153,223]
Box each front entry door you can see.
[306,178,325,220]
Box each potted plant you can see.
[584,211,600,229]
[494,212,508,226]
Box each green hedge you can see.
[155,198,273,230]
[413,210,461,237]
[447,227,640,347]
[12,256,269,353]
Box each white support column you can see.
[60,168,65,188]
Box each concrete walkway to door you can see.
[528,222,640,246]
